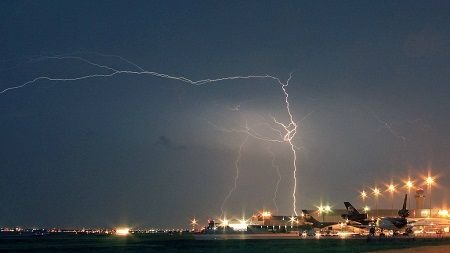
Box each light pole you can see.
[372,187,381,218]
[387,184,396,216]
[324,205,331,222]
[361,190,367,208]
[239,216,249,232]
[405,180,413,211]
[318,205,325,222]
[289,216,296,230]
[191,217,198,232]
[261,211,271,226]
[426,176,434,218]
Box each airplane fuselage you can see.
[377,217,407,231]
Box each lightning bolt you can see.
[372,113,407,143]
[30,51,146,71]
[220,134,249,216]
[1,54,301,215]
[272,74,299,215]
[267,147,281,214]
[208,119,284,214]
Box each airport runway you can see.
[194,233,450,240]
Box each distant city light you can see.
[364,206,370,212]
[190,218,198,231]
[115,228,130,236]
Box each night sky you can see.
[1,1,449,228]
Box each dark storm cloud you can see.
[403,30,450,57]
[154,135,187,150]
[0,1,449,228]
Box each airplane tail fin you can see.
[344,202,360,215]
[403,194,407,210]
[398,194,409,218]
[302,210,320,225]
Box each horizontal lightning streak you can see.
[1,69,282,95]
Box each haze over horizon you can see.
[1,1,449,228]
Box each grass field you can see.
[1,234,449,252]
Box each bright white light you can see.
[115,228,130,236]
[406,180,413,189]
[387,184,396,193]
[361,190,367,199]
[229,219,248,232]
[372,188,381,196]
[239,216,249,226]
[220,218,229,226]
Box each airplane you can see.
[376,194,412,235]
[341,202,372,227]
[408,217,450,234]
[301,210,338,229]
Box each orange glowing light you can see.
[372,187,381,196]
[406,180,413,189]
[360,190,368,200]
[261,211,272,218]
[387,184,396,193]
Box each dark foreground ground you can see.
[1,234,449,252]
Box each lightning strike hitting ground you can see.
[220,134,249,216]
[0,54,300,215]
[272,74,299,215]
[208,120,285,213]
[267,147,281,214]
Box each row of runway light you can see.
[358,174,438,217]
[308,174,439,218]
